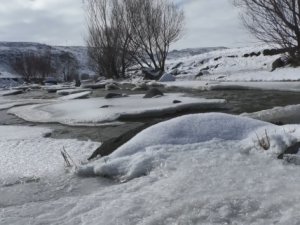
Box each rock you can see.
[142,67,161,80]
[214,56,222,61]
[143,88,164,98]
[173,100,181,104]
[171,62,183,70]
[201,66,209,71]
[249,52,261,57]
[271,57,287,71]
[282,155,300,165]
[158,73,176,82]
[75,79,81,87]
[263,48,288,56]
[227,55,238,58]
[169,68,179,75]
[278,142,300,159]
[100,105,111,108]
[104,93,127,99]
[195,70,210,78]
[105,83,120,90]
[43,132,52,138]
[88,122,156,160]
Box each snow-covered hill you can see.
[0,42,296,89]
[0,42,94,81]
[167,47,227,60]
[166,45,298,81]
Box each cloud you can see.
[0,0,86,45]
[172,0,257,49]
[0,0,257,48]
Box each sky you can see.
[0,0,258,49]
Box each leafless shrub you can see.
[233,0,300,64]
[11,50,55,82]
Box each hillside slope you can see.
[166,46,299,81]
[0,42,94,80]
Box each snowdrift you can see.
[80,113,300,181]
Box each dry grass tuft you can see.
[256,129,270,150]
[61,146,78,169]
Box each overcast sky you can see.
[0,0,258,49]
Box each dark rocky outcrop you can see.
[143,88,164,98]
[171,62,183,70]
[227,55,238,58]
[263,48,289,56]
[249,52,261,57]
[88,122,156,160]
[142,68,161,80]
[195,70,210,78]
[278,142,300,159]
[271,57,288,71]
[173,100,182,104]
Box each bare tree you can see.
[86,0,134,79]
[85,0,184,79]
[11,51,55,82]
[234,0,300,62]
[125,0,184,76]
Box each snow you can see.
[58,91,92,100]
[3,113,300,224]
[79,113,282,180]
[162,45,300,83]
[0,125,100,182]
[8,94,226,126]
[158,73,176,82]
[56,88,91,96]
[242,104,300,124]
[0,97,54,110]
[164,80,300,92]
[4,43,300,224]
[0,89,23,96]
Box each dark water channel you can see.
[2,88,300,144]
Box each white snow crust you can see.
[8,94,226,126]
[0,126,100,182]
[3,113,300,224]
[243,104,300,124]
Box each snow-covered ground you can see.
[243,104,300,124]
[164,80,300,92]
[3,113,300,224]
[3,43,300,224]
[0,126,100,182]
[8,93,226,126]
[166,45,300,82]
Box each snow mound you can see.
[243,104,300,124]
[80,113,297,180]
